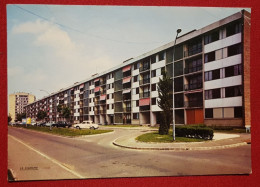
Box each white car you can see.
[73,121,99,130]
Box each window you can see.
[205,69,220,81]
[228,43,242,57]
[204,30,219,45]
[133,113,139,119]
[159,51,165,61]
[205,108,213,118]
[107,104,109,110]
[151,55,156,64]
[226,22,242,37]
[225,64,242,78]
[134,63,139,70]
[205,89,221,100]
[136,88,139,95]
[112,93,114,99]
[151,70,156,78]
[112,104,114,109]
[234,107,243,118]
[204,51,215,63]
[136,100,139,107]
[151,84,156,91]
[107,94,109,99]
[133,75,138,82]
[225,86,242,98]
[152,98,156,105]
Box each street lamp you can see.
[39,89,50,96]
[173,28,182,141]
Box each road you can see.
[8,127,251,181]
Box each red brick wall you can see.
[243,10,251,127]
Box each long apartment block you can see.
[25,10,251,127]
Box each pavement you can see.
[101,127,252,151]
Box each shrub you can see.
[175,125,214,140]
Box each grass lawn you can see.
[12,125,113,137]
[136,131,206,143]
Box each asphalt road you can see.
[8,127,251,181]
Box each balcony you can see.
[94,100,100,105]
[139,65,150,72]
[94,110,100,115]
[184,100,203,108]
[100,109,106,114]
[140,105,150,112]
[184,66,202,74]
[139,79,150,85]
[184,82,202,91]
[123,107,131,112]
[140,92,150,98]
[100,100,106,105]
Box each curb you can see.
[112,141,248,151]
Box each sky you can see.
[7,5,251,100]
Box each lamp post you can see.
[173,28,182,141]
[39,89,50,96]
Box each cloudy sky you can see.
[7,5,250,100]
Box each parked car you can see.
[44,121,56,127]
[52,121,72,128]
[38,122,46,126]
[73,120,99,130]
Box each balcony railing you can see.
[184,47,202,57]
[140,105,150,111]
[140,92,150,98]
[184,66,202,74]
[123,107,131,112]
[123,96,131,101]
[184,100,203,108]
[139,79,150,85]
[139,65,150,72]
[184,82,203,91]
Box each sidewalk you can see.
[112,131,251,151]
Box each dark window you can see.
[136,88,139,95]
[205,89,220,100]
[187,39,202,56]
[112,93,114,99]
[136,100,139,107]
[205,108,213,118]
[159,51,165,61]
[226,22,242,37]
[204,51,215,63]
[151,70,156,78]
[225,86,242,98]
[204,30,219,45]
[234,107,243,118]
[133,75,138,82]
[151,84,156,91]
[112,104,114,109]
[205,69,220,81]
[225,64,242,78]
[152,98,156,105]
[133,113,139,119]
[107,104,109,110]
[107,94,109,99]
[134,63,139,70]
[228,43,242,57]
[151,55,156,64]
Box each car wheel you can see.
[76,126,80,130]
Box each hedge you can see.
[175,125,214,140]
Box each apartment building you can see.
[8,92,36,122]
[25,10,251,127]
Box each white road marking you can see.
[8,135,85,179]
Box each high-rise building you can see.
[8,92,36,122]
[25,10,251,127]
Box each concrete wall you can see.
[205,119,243,127]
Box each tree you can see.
[37,110,47,121]
[157,69,173,135]
[8,114,12,123]
[62,106,71,122]
[16,113,26,122]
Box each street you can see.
[8,127,251,181]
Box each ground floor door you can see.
[186,109,204,124]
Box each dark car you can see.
[52,121,71,128]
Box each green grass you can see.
[136,131,206,143]
[12,125,113,137]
